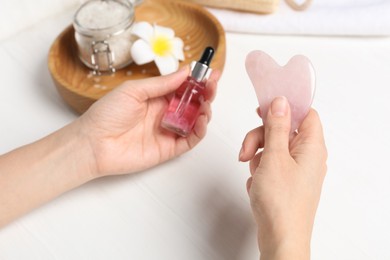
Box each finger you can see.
[246,177,253,194]
[298,109,325,143]
[121,65,190,101]
[174,99,212,155]
[239,126,265,162]
[210,69,222,82]
[249,152,263,176]
[295,109,327,164]
[175,114,208,156]
[256,107,262,118]
[186,100,212,142]
[263,96,291,156]
[204,70,221,102]
[191,113,208,142]
[199,100,212,123]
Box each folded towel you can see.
[181,0,279,14]
[208,0,390,36]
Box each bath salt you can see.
[75,1,129,29]
[73,0,135,74]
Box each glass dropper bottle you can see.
[161,47,215,137]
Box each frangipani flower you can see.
[131,21,184,75]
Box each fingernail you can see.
[271,96,288,117]
[239,145,244,161]
[178,65,189,73]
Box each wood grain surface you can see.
[48,0,226,114]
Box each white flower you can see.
[130,21,184,75]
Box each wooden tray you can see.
[48,0,226,114]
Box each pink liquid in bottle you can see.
[161,77,206,136]
[161,47,214,137]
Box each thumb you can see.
[125,65,190,101]
[263,96,291,155]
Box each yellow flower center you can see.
[152,35,172,56]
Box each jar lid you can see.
[74,0,134,37]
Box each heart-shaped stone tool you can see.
[245,50,315,132]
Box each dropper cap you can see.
[191,47,215,82]
[199,47,214,66]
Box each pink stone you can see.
[245,50,315,132]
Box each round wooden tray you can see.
[48,0,226,114]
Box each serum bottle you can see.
[161,47,215,137]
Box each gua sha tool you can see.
[245,50,316,132]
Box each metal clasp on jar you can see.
[91,40,116,75]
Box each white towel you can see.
[207,0,390,36]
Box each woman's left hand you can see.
[78,66,220,177]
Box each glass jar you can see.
[129,0,143,6]
[73,0,135,74]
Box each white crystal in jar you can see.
[73,0,135,74]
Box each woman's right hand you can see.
[239,97,327,260]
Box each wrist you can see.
[0,121,97,227]
[260,241,310,260]
[63,119,98,181]
[258,229,311,260]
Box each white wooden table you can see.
[1,4,390,260]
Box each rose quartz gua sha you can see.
[245,50,316,132]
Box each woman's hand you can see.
[0,66,219,228]
[239,97,327,260]
[79,66,220,177]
